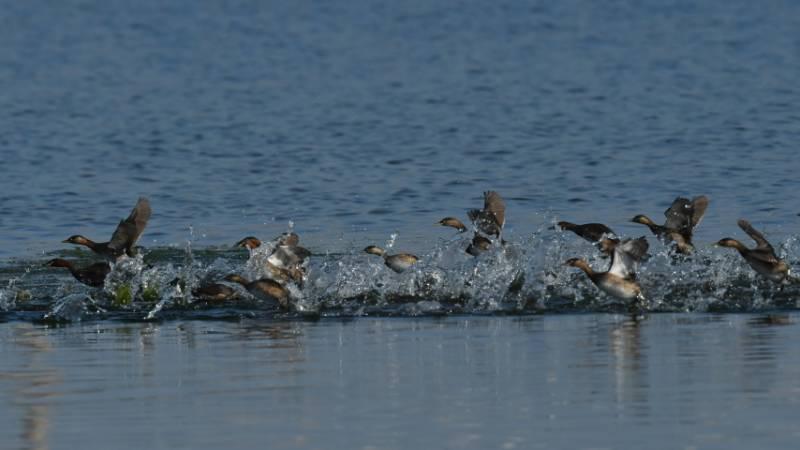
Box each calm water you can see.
[3,0,800,448]
[3,315,800,450]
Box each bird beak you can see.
[61,239,70,243]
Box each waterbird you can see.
[63,197,152,261]
[465,234,492,257]
[557,221,616,243]
[565,236,649,305]
[437,217,467,233]
[467,191,506,238]
[716,219,795,284]
[223,274,290,307]
[191,283,238,302]
[235,232,311,268]
[631,195,709,254]
[364,246,419,273]
[45,258,111,287]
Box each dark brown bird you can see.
[465,234,492,257]
[716,219,795,284]
[46,258,111,287]
[632,195,709,254]
[557,221,616,243]
[63,197,152,260]
[191,283,238,302]
[364,246,419,273]
[467,191,506,237]
[437,217,467,233]
[223,274,290,308]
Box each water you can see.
[3,315,800,450]
[3,0,800,447]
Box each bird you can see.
[565,237,649,304]
[437,217,467,233]
[364,246,419,273]
[223,274,290,308]
[63,197,152,261]
[45,258,111,287]
[467,191,506,237]
[631,195,708,254]
[234,236,262,251]
[557,221,616,243]
[716,219,795,284]
[265,261,306,286]
[465,234,492,257]
[191,283,238,302]
[235,232,311,268]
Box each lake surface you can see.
[2,0,800,448]
[3,314,800,450]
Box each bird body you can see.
[63,197,151,260]
[558,221,615,243]
[632,195,708,254]
[566,237,649,303]
[46,258,111,287]
[224,274,290,307]
[717,220,793,284]
[192,283,237,302]
[364,246,419,273]
[467,191,505,237]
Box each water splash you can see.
[5,223,800,321]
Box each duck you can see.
[716,219,795,284]
[191,283,238,302]
[465,234,492,257]
[235,232,311,268]
[45,258,111,287]
[265,261,306,286]
[223,274,290,308]
[565,236,649,303]
[631,195,708,254]
[364,246,419,273]
[557,221,616,243]
[467,191,505,238]
[437,217,467,233]
[63,197,152,261]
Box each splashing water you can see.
[5,219,800,323]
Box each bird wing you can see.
[664,197,693,232]
[483,191,505,228]
[579,223,615,242]
[690,196,709,228]
[109,197,152,253]
[746,248,781,265]
[737,219,774,252]
[607,237,649,280]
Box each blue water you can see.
[2,0,800,258]
[3,315,800,450]
[3,0,800,448]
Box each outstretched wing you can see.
[737,219,774,252]
[608,237,649,280]
[664,197,693,232]
[690,196,709,228]
[483,191,505,228]
[109,197,152,253]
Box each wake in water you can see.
[1,219,800,322]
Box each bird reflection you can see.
[6,324,61,450]
[609,316,650,420]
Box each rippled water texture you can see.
[3,1,800,448]
[2,315,800,450]
[1,0,800,259]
